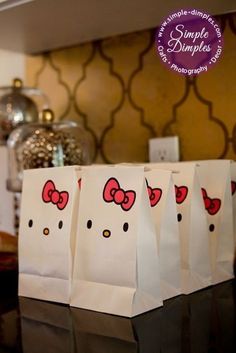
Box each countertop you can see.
[0,272,235,353]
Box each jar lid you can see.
[12,78,23,89]
[39,108,55,123]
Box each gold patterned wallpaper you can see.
[25,13,236,163]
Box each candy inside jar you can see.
[7,108,91,192]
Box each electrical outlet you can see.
[149,136,179,162]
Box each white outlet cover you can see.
[149,136,179,162]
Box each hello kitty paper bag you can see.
[144,168,181,300]
[150,162,212,294]
[71,166,162,317]
[19,166,80,303]
[196,160,234,284]
[0,146,15,236]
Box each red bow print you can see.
[231,181,236,195]
[175,185,188,204]
[103,177,136,211]
[42,180,69,210]
[201,188,221,215]
[146,179,162,207]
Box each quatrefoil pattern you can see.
[25,13,236,163]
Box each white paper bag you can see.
[196,160,234,284]
[149,162,212,294]
[144,168,181,300]
[0,146,15,236]
[71,165,162,317]
[19,166,80,303]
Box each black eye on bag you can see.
[123,222,129,232]
[58,220,63,229]
[87,220,92,229]
[177,213,182,222]
[28,219,33,228]
[209,224,215,232]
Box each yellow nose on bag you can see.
[43,227,50,236]
[102,229,111,238]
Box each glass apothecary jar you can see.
[7,108,91,192]
[0,78,49,144]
